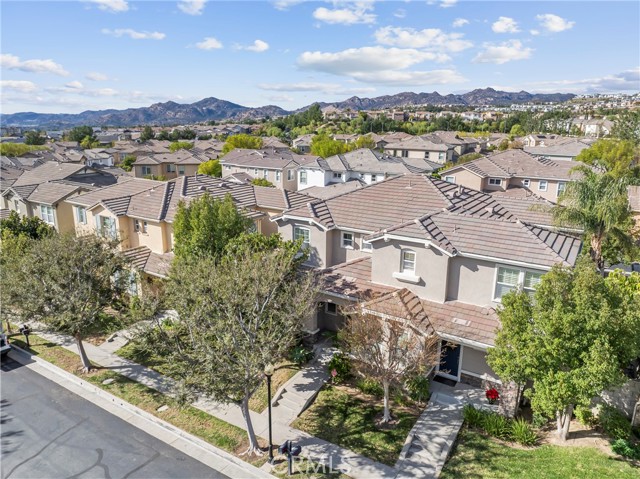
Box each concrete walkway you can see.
[29,327,397,479]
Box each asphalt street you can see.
[1,356,229,479]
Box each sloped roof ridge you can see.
[483,154,512,177]
[520,222,569,264]
[159,181,174,221]
[318,255,370,274]
[414,214,456,253]
[426,176,454,208]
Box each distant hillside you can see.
[1,88,576,128]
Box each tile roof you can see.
[252,186,312,210]
[122,246,174,278]
[524,138,593,158]
[359,289,435,336]
[12,161,88,186]
[300,180,365,200]
[384,133,451,151]
[220,148,320,169]
[321,148,435,175]
[27,181,91,205]
[67,178,164,211]
[318,256,396,300]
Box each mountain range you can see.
[1,88,576,129]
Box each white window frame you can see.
[400,249,416,274]
[225,165,231,170]
[522,178,531,187]
[142,221,148,234]
[293,226,310,249]
[141,166,152,176]
[341,231,354,249]
[134,219,140,232]
[287,169,294,181]
[13,199,19,211]
[276,171,281,182]
[493,265,544,302]
[40,205,55,225]
[557,182,566,196]
[444,175,455,184]
[76,206,87,225]
[177,165,186,175]
[325,302,338,316]
[538,180,548,192]
[166,164,176,173]
[254,168,259,176]
[438,152,445,161]
[371,174,377,182]
[362,240,372,252]
[488,178,502,186]
[263,169,268,179]
[299,170,307,185]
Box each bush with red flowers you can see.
[486,387,500,404]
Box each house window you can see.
[287,169,294,181]
[142,221,148,233]
[97,215,116,239]
[225,165,231,170]
[400,249,416,274]
[523,271,542,300]
[254,168,259,176]
[263,169,268,179]
[371,174,377,182]
[141,166,152,176]
[523,178,531,187]
[424,151,429,159]
[177,165,185,175]
[438,152,445,161]
[76,206,87,225]
[299,170,308,185]
[13,199,19,211]
[341,231,354,249]
[40,205,55,225]
[325,302,338,315]
[494,267,520,299]
[276,171,281,182]
[293,226,310,249]
[166,164,176,173]
[402,150,408,158]
[362,240,372,252]
[488,178,502,186]
[557,182,567,196]
[444,176,455,184]
[134,219,140,232]
[538,180,548,192]
[333,172,342,179]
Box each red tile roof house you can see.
[273,174,582,416]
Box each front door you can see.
[438,341,461,381]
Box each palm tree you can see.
[552,166,635,275]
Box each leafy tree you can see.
[169,141,194,152]
[0,211,54,240]
[497,139,510,151]
[552,167,636,274]
[488,261,640,441]
[222,134,263,155]
[173,193,253,259]
[80,135,100,149]
[354,135,376,150]
[67,126,95,142]
[24,130,46,145]
[344,299,437,423]
[179,128,197,140]
[576,139,639,179]
[0,143,45,156]
[456,152,483,164]
[510,124,526,137]
[310,134,353,158]
[250,178,274,187]
[197,133,212,141]
[121,154,136,172]
[140,126,155,142]
[197,159,221,177]
[156,130,170,141]
[612,111,640,145]
[0,234,128,371]
[142,233,316,454]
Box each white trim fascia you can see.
[438,332,492,351]
[368,233,455,257]
[459,252,553,271]
[276,214,330,231]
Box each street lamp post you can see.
[264,363,274,463]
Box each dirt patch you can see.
[539,419,613,455]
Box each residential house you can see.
[132,150,207,179]
[273,174,582,415]
[292,134,314,154]
[1,161,117,232]
[524,137,595,161]
[83,148,115,167]
[384,134,455,164]
[261,136,290,150]
[220,148,320,191]
[439,149,580,202]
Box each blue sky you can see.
[1,0,638,114]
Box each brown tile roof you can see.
[13,161,88,186]
[27,181,91,206]
[318,256,396,300]
[488,191,555,226]
[67,178,164,211]
[122,246,173,278]
[359,289,435,336]
[300,180,365,200]
[0,209,11,220]
[220,148,320,169]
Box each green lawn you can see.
[249,363,300,413]
[441,428,639,479]
[292,384,421,466]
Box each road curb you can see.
[7,346,274,479]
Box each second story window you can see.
[557,182,567,196]
[254,168,259,176]
[166,164,176,173]
[276,171,281,181]
[444,176,455,184]
[489,178,502,186]
[371,174,377,182]
[401,249,416,274]
[438,152,445,161]
[293,226,310,249]
[40,205,55,225]
[523,271,542,299]
[341,231,354,249]
[494,266,543,301]
[13,199,19,211]
[287,169,294,181]
[178,165,185,175]
[333,172,342,179]
[538,180,548,192]
[263,169,268,179]
[299,171,308,185]
[522,178,531,187]
[134,219,140,232]
[76,206,87,225]
[141,166,152,176]
[362,240,372,252]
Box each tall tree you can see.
[67,126,95,143]
[0,234,128,371]
[222,134,263,155]
[145,233,316,454]
[140,126,155,142]
[24,130,46,145]
[0,211,55,240]
[172,193,253,259]
[120,154,136,172]
[344,297,437,423]
[612,110,640,145]
[552,167,636,274]
[576,139,640,179]
[169,141,193,152]
[310,134,353,158]
[197,159,222,177]
[488,261,640,441]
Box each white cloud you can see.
[452,18,469,28]
[394,9,406,19]
[473,40,533,64]
[1,80,38,93]
[236,39,270,52]
[86,72,108,81]
[299,47,450,75]
[45,83,119,97]
[530,29,540,36]
[272,0,304,11]
[0,53,69,76]
[492,16,520,34]
[65,81,84,89]
[527,68,640,93]
[438,0,458,8]
[177,0,206,16]
[195,37,223,50]
[374,26,473,52]
[536,14,575,33]
[313,2,376,25]
[348,69,466,86]
[258,82,376,95]
[101,28,166,40]
[90,0,129,13]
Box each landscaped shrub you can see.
[482,412,511,440]
[531,412,548,429]
[356,377,384,397]
[288,344,314,365]
[463,404,484,428]
[405,373,430,404]
[575,405,597,427]
[327,352,351,384]
[510,418,539,446]
[611,438,640,460]
[599,404,632,440]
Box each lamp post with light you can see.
[264,363,274,463]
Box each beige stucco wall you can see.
[370,238,450,302]
[481,177,510,192]
[512,177,564,202]
[443,169,483,190]
[278,219,329,268]
[54,201,77,234]
[3,193,31,217]
[461,345,499,381]
[446,256,497,305]
[125,218,168,253]
[328,229,369,266]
